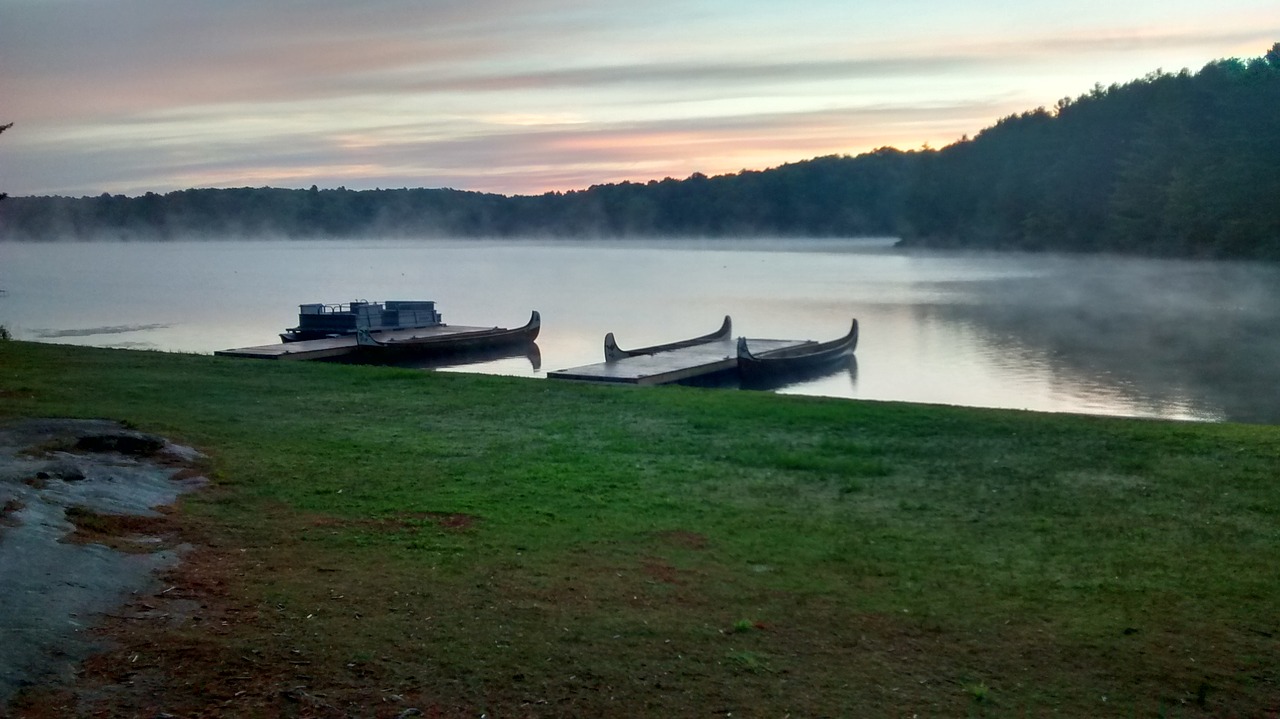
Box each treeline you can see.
[0,151,913,242]
[2,44,1277,259]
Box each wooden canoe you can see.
[355,311,540,356]
[737,319,858,381]
[604,315,732,362]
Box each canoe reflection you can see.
[331,341,542,371]
[676,354,858,392]
[738,353,858,392]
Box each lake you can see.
[2,237,1278,424]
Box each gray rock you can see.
[0,418,206,708]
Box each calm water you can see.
[2,238,1278,424]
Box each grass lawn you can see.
[1,339,1278,717]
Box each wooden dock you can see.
[215,325,498,361]
[548,338,807,386]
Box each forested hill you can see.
[900,43,1280,258]
[2,44,1277,259]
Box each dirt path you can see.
[0,418,207,709]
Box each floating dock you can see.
[548,338,807,386]
[215,325,497,361]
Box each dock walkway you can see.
[215,325,495,361]
[548,338,805,386]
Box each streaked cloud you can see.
[0,0,1276,196]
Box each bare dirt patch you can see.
[60,506,183,553]
[652,529,709,550]
[6,532,471,719]
[310,511,479,533]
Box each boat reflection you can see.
[674,353,858,393]
[331,341,542,371]
[739,353,858,392]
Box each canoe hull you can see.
[737,319,858,382]
[355,311,540,358]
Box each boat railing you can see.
[301,299,374,314]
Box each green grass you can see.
[2,339,1279,717]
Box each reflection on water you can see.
[741,354,858,393]
[908,258,1279,423]
[2,238,1278,423]
[334,342,543,372]
[33,323,172,338]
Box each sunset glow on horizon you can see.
[1,0,1276,198]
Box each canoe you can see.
[604,315,732,362]
[355,311,540,356]
[737,319,858,381]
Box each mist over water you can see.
[924,259,1280,423]
[2,237,1277,423]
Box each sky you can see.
[0,0,1276,198]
